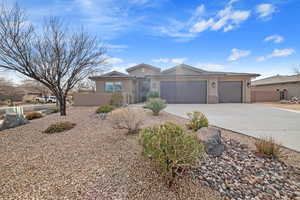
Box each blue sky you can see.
[1,0,300,81]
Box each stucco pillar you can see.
[208,79,218,103]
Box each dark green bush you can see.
[186,111,209,131]
[96,104,115,114]
[109,92,123,107]
[44,121,76,134]
[147,91,159,100]
[139,122,204,186]
[255,137,281,159]
[25,112,43,120]
[144,98,167,116]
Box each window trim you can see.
[105,81,123,93]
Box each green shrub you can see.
[25,112,43,120]
[147,91,159,100]
[44,121,76,134]
[96,105,115,114]
[255,137,281,159]
[109,92,123,107]
[145,98,167,116]
[139,122,204,186]
[186,111,209,131]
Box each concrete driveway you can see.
[165,104,300,152]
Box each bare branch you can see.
[0,4,107,115]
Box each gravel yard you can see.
[0,106,219,200]
[0,106,299,200]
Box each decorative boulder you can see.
[0,114,29,131]
[196,127,225,157]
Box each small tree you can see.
[0,4,106,115]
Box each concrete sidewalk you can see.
[165,104,300,152]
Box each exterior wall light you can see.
[211,82,216,88]
[247,82,251,88]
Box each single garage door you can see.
[160,81,207,104]
[218,81,242,103]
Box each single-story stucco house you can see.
[73,63,260,106]
[251,74,300,102]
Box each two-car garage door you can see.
[160,81,207,104]
[160,80,243,104]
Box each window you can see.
[105,82,122,93]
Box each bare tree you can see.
[0,3,106,115]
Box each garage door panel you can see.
[218,81,242,103]
[160,81,207,104]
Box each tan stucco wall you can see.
[74,78,135,106]
[251,82,300,99]
[150,75,252,103]
[73,92,133,106]
[128,67,159,77]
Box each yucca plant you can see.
[186,111,208,131]
[144,98,167,116]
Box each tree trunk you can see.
[59,97,67,116]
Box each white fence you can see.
[5,106,24,116]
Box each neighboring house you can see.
[73,63,259,106]
[251,74,300,102]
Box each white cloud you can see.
[105,57,124,64]
[152,58,187,64]
[256,56,267,62]
[197,63,225,71]
[159,4,251,40]
[264,35,284,43]
[190,18,214,33]
[227,48,251,61]
[256,4,276,20]
[152,58,170,63]
[271,49,295,57]
[228,0,239,5]
[257,48,296,62]
[106,44,128,49]
[210,6,250,32]
[171,58,187,64]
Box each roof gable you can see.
[89,71,131,80]
[126,63,161,72]
[102,71,129,77]
[161,64,207,75]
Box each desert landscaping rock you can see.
[0,114,29,131]
[194,138,300,200]
[197,127,225,157]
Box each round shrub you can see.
[146,91,159,100]
[96,105,115,114]
[25,112,43,120]
[144,98,167,116]
[44,121,76,134]
[186,111,208,131]
[139,122,204,186]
